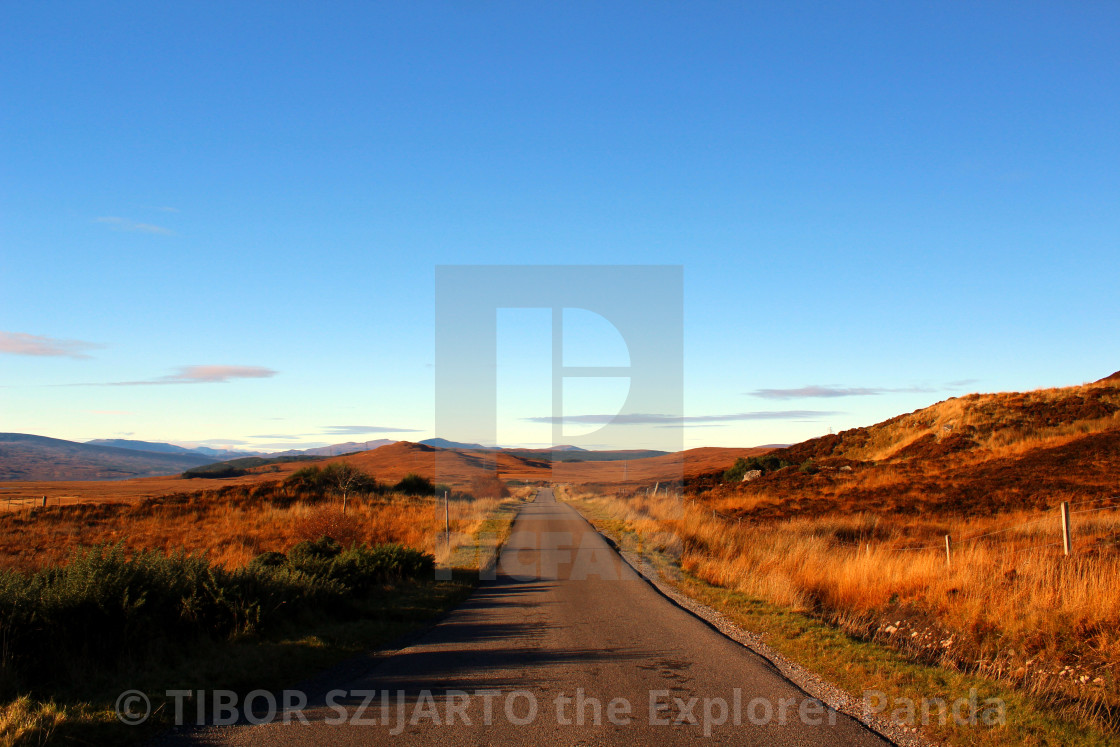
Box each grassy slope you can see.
[0,493,530,746]
[699,375,1120,519]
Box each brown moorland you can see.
[2,375,1119,738]
[563,373,1120,734]
[694,372,1120,520]
[0,443,769,510]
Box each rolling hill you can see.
[701,371,1120,517]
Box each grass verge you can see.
[560,487,1117,747]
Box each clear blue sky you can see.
[2,1,1117,452]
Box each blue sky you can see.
[1,1,1117,452]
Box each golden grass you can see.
[0,696,67,747]
[560,485,1120,732]
[849,383,1120,464]
[0,484,534,573]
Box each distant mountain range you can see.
[0,432,671,482]
[86,438,400,460]
[266,440,397,457]
[418,438,589,452]
[86,439,258,461]
[0,433,218,481]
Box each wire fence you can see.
[0,495,104,512]
[664,486,1120,560]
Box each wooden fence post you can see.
[944,535,952,570]
[1060,501,1072,556]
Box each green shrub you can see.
[181,465,249,479]
[246,550,287,569]
[394,473,434,496]
[722,455,791,482]
[0,538,436,694]
[283,539,434,592]
[287,536,343,577]
[284,466,327,495]
[0,544,348,692]
[331,544,434,592]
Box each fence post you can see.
[944,535,952,570]
[42,496,47,509]
[444,491,450,553]
[1060,501,1072,556]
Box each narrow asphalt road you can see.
[164,489,891,746]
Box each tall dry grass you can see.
[561,485,1120,731]
[0,485,531,573]
[0,696,67,747]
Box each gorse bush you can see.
[274,537,434,594]
[0,540,433,694]
[722,455,791,482]
[329,545,435,593]
[394,473,434,496]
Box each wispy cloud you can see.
[524,411,838,426]
[95,216,174,235]
[322,425,423,435]
[0,331,103,359]
[108,365,277,386]
[749,385,936,400]
[946,379,979,388]
[658,423,729,429]
[253,441,330,451]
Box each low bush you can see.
[470,475,510,500]
[723,455,791,482]
[275,538,434,593]
[0,539,433,694]
[799,458,819,474]
[293,506,364,547]
[394,473,434,496]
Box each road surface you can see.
[165,489,890,746]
